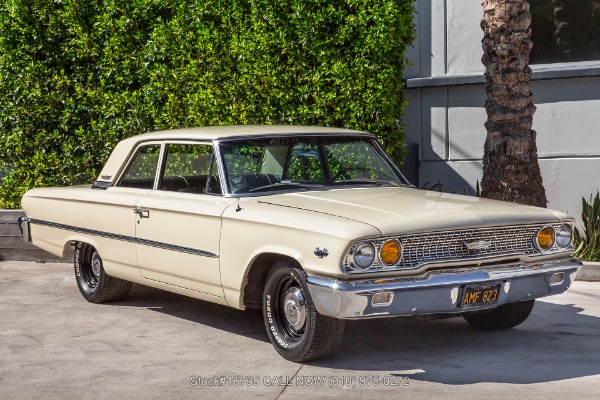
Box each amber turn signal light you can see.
[536,226,555,251]
[380,240,401,266]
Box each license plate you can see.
[461,282,501,309]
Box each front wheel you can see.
[263,262,345,362]
[462,300,535,330]
[74,242,132,303]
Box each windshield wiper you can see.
[330,179,404,187]
[248,182,321,193]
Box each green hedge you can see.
[0,0,415,208]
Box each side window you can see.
[118,145,161,189]
[159,143,221,195]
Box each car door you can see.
[100,142,163,276]
[134,141,234,297]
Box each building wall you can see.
[403,0,600,223]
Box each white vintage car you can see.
[19,125,581,362]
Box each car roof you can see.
[121,125,372,143]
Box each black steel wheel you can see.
[74,242,132,303]
[463,300,535,330]
[262,261,345,362]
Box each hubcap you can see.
[283,287,306,331]
[91,254,101,277]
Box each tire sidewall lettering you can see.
[74,245,81,277]
[74,243,98,297]
[264,269,302,350]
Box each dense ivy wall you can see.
[0,0,415,208]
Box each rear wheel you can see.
[262,261,345,362]
[74,242,132,303]
[463,300,535,330]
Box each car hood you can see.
[255,187,569,235]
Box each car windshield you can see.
[218,136,409,195]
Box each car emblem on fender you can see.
[314,248,329,258]
[464,240,492,251]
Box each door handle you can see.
[133,208,150,218]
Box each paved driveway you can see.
[1,261,599,399]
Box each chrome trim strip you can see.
[135,237,216,257]
[28,218,218,258]
[153,142,167,190]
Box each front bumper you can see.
[306,258,582,319]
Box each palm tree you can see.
[480,0,547,207]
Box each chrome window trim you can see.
[212,139,229,197]
[153,142,167,190]
[214,132,375,143]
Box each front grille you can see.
[399,226,540,266]
[343,223,572,273]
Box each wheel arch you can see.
[242,253,302,310]
[62,236,100,259]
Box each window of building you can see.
[530,0,600,64]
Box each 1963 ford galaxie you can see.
[19,125,582,361]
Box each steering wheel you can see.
[332,166,370,181]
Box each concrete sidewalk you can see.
[1,260,600,399]
[576,262,600,281]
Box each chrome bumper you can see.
[18,216,31,242]
[306,259,582,319]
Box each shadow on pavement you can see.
[314,300,600,384]
[116,283,269,343]
[112,283,600,385]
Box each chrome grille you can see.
[398,225,540,267]
[343,223,572,273]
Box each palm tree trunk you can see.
[481,0,547,207]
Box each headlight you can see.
[556,224,573,248]
[536,226,555,251]
[380,240,401,266]
[350,242,375,270]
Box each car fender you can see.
[218,200,380,309]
